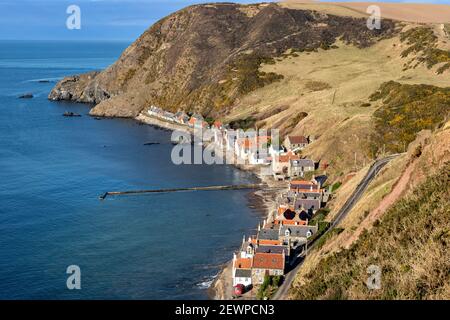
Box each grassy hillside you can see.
[50,2,398,118]
[225,24,450,181]
[400,27,450,74]
[290,162,450,300]
[369,81,450,155]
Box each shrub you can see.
[256,275,285,300]
[369,81,450,155]
[331,182,342,192]
[304,80,332,92]
[400,27,450,73]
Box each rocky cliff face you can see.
[48,2,396,118]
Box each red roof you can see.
[278,151,300,163]
[250,238,282,246]
[234,258,252,269]
[275,219,307,226]
[288,136,308,145]
[238,136,270,149]
[290,180,320,190]
[252,253,285,270]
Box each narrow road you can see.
[272,154,401,300]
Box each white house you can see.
[289,158,315,177]
[232,253,253,287]
[233,269,252,287]
[148,105,163,117]
[235,134,269,164]
[251,252,285,284]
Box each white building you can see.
[232,252,253,287]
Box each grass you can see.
[119,68,136,86]
[228,116,257,130]
[256,275,284,300]
[314,227,344,250]
[309,208,335,248]
[369,81,450,155]
[310,208,330,226]
[221,54,284,99]
[283,111,309,137]
[400,27,450,73]
[225,34,450,181]
[330,181,342,192]
[290,162,450,300]
[304,80,332,92]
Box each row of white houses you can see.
[212,127,315,179]
[147,105,209,129]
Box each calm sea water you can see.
[0,41,261,299]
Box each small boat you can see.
[143,142,160,146]
[18,93,33,99]
[63,111,81,117]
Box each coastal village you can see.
[142,106,333,299]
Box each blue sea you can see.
[0,41,261,299]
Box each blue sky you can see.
[0,0,448,40]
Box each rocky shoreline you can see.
[135,113,192,134]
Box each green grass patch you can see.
[256,275,284,300]
[314,227,344,250]
[331,182,342,192]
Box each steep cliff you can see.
[48,2,396,117]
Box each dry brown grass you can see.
[281,2,450,24]
[225,31,449,181]
[290,160,450,299]
[289,123,450,299]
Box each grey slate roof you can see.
[258,228,280,241]
[291,159,315,167]
[314,175,328,186]
[294,199,321,211]
[297,192,321,199]
[280,225,318,238]
[255,245,287,255]
[235,269,252,278]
